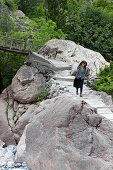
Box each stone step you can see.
[53,76,75,82]
[52,76,113,121]
[97,108,113,113]
[99,113,113,120]
[84,102,113,111]
[53,76,89,85]
[49,59,72,71]
[84,100,106,107]
[96,106,113,109]
[55,70,71,77]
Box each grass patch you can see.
[35,88,49,102]
[6,106,8,116]
[71,48,76,57]
[13,113,16,120]
[4,97,9,103]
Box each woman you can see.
[73,61,90,97]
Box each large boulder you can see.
[11,65,46,103]
[24,94,113,170]
[38,39,109,75]
[0,93,16,145]
[13,104,37,140]
[15,97,57,162]
[16,10,25,19]
[15,127,27,162]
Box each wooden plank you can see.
[0,35,32,54]
[0,46,29,55]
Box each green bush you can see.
[93,61,113,97]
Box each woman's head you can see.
[79,60,87,68]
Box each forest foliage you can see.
[0,0,113,96]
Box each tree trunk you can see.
[0,70,3,94]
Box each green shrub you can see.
[93,61,113,97]
[4,96,9,102]
[0,0,4,5]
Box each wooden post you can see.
[1,37,4,46]
[13,39,16,49]
[20,42,22,50]
[10,39,13,49]
[27,39,31,52]
[24,41,27,51]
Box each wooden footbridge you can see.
[0,35,33,55]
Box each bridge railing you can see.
[0,35,32,53]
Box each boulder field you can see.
[0,39,113,170]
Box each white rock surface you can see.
[38,39,109,75]
[16,10,25,18]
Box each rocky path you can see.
[51,62,113,122]
[0,145,28,170]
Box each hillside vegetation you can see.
[93,61,113,97]
[0,0,113,97]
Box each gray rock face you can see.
[15,128,27,162]
[25,52,55,73]
[25,94,113,170]
[38,39,109,75]
[13,104,38,140]
[11,65,46,103]
[0,94,16,145]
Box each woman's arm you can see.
[86,67,90,76]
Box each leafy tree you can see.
[0,0,18,10]
[0,14,65,92]
[46,0,68,29]
[18,0,44,17]
[4,0,17,10]
[0,7,14,34]
[93,0,113,12]
[65,4,113,61]
[0,0,4,5]
[10,17,66,50]
[0,51,26,88]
